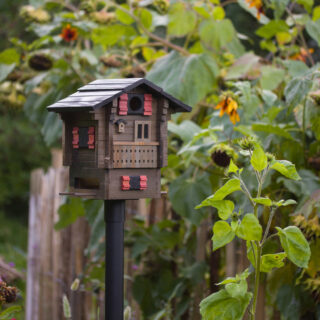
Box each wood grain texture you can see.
[106,168,161,199]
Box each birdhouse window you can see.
[72,126,95,149]
[135,121,151,141]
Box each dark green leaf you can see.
[55,198,85,230]
[252,123,294,140]
[284,77,312,108]
[147,51,218,107]
[169,173,212,225]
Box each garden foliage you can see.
[1,0,320,318]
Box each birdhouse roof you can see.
[47,78,192,113]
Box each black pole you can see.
[104,200,126,320]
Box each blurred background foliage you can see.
[1,0,320,318]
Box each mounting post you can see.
[104,200,126,320]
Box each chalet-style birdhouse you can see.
[47,78,191,200]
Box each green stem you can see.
[250,242,262,320]
[302,100,307,165]
[261,208,276,246]
[254,173,262,218]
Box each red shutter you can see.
[144,94,152,116]
[72,127,79,149]
[140,175,147,190]
[118,94,128,115]
[88,126,95,149]
[121,176,130,190]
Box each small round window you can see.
[128,95,143,114]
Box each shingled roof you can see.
[47,78,191,113]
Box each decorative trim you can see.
[88,126,95,149]
[140,176,147,190]
[121,176,130,190]
[118,94,128,115]
[72,127,79,149]
[144,94,152,116]
[121,175,148,191]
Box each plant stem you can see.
[302,100,307,165]
[250,242,261,320]
[261,208,276,246]
[113,3,189,56]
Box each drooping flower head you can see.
[245,0,264,19]
[214,96,240,125]
[290,48,314,63]
[60,24,78,42]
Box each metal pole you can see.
[104,200,126,320]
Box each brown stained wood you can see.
[39,168,55,320]
[113,141,159,146]
[112,145,157,169]
[158,98,168,167]
[69,217,90,320]
[107,168,161,199]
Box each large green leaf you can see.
[196,200,234,220]
[55,198,86,230]
[0,64,15,82]
[236,214,262,241]
[225,280,248,299]
[251,143,268,172]
[260,253,287,272]
[212,221,235,251]
[91,25,136,47]
[0,48,20,65]
[200,19,235,50]
[147,51,218,107]
[260,66,285,90]
[256,20,289,39]
[270,0,289,19]
[169,173,212,225]
[168,3,197,36]
[168,120,201,142]
[200,288,252,320]
[306,19,320,45]
[284,77,313,108]
[252,123,294,140]
[197,179,241,209]
[270,160,301,180]
[276,226,311,268]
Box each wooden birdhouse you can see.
[47,78,191,200]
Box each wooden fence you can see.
[26,150,266,319]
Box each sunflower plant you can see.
[197,139,311,320]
